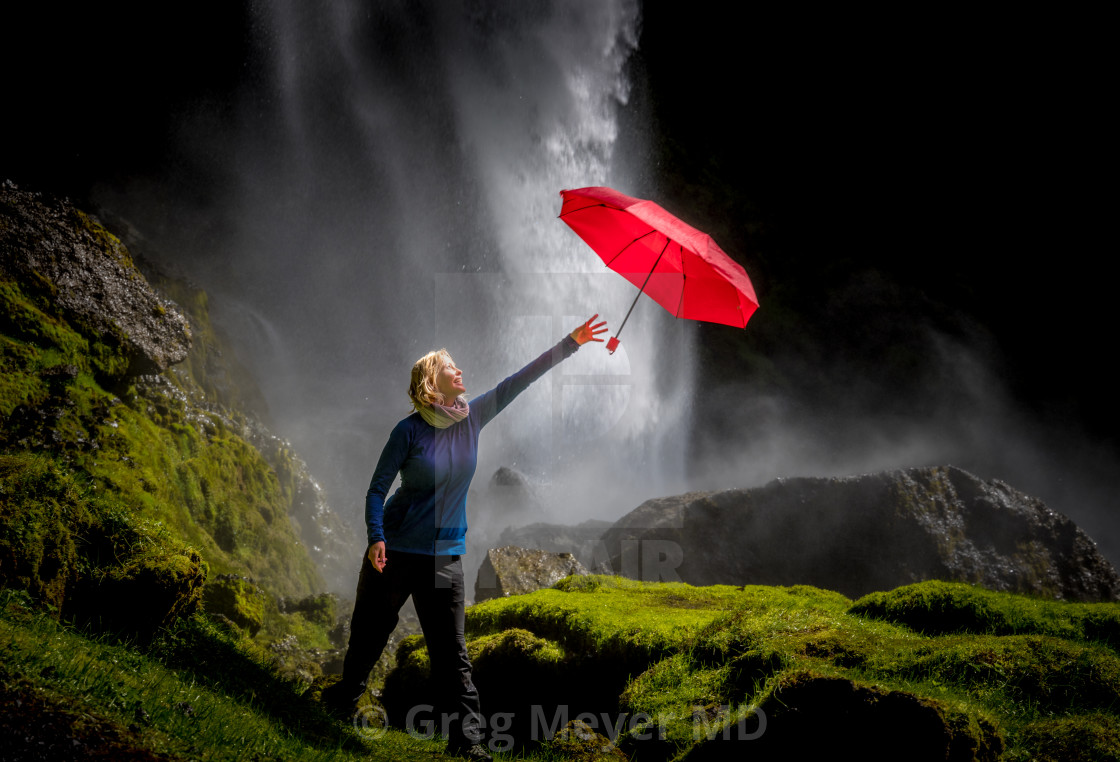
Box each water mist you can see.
[115,1,693,591]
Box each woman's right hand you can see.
[367,541,387,572]
[570,314,608,345]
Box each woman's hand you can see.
[367,541,387,572]
[570,314,608,345]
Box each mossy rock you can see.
[0,454,86,612]
[2,189,325,604]
[0,185,190,377]
[279,592,337,630]
[66,503,208,639]
[0,452,207,639]
[381,626,576,751]
[380,635,431,729]
[541,719,628,761]
[81,542,207,639]
[203,574,266,635]
[453,577,1120,759]
[734,671,1002,762]
[851,579,1120,649]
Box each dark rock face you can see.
[475,545,587,603]
[599,466,1120,601]
[0,182,190,375]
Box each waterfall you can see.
[176,0,693,550]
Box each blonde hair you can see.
[408,349,455,411]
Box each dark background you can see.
[630,5,1112,440]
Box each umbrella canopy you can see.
[558,186,758,352]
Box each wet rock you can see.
[475,545,588,603]
[599,465,1120,602]
[0,182,190,376]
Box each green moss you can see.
[55,374,322,599]
[376,576,1120,760]
[2,256,322,633]
[0,453,88,610]
[470,575,746,662]
[881,633,1120,714]
[203,574,266,635]
[540,719,628,761]
[1017,712,1120,762]
[255,593,337,655]
[0,452,207,639]
[281,592,339,630]
[4,217,325,596]
[851,580,1120,648]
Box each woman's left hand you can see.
[571,314,608,345]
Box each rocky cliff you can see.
[0,182,353,639]
[598,465,1120,602]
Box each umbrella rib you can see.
[603,229,658,268]
[557,200,609,218]
[557,202,657,267]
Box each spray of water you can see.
[99,1,695,590]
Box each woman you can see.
[323,315,607,760]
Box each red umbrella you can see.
[558,186,758,353]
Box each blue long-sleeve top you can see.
[365,335,580,556]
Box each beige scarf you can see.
[419,397,470,428]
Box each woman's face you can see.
[435,357,465,402]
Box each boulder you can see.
[598,465,1120,601]
[0,182,190,376]
[475,546,588,603]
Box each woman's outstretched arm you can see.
[474,314,607,426]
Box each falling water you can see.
[146,0,694,577]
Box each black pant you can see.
[328,549,483,746]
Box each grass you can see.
[0,589,457,761]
